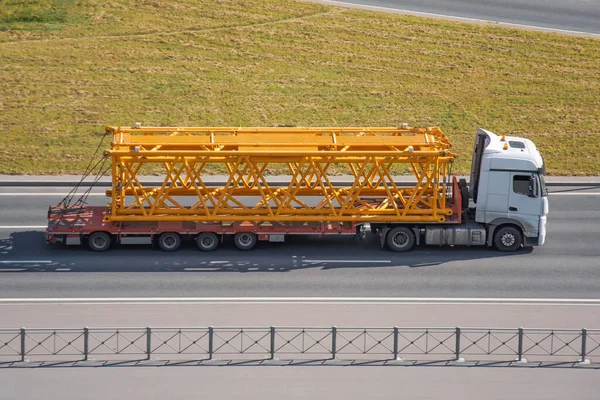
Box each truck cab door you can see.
[508,172,542,241]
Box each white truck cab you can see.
[469,128,548,249]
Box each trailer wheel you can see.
[196,232,219,252]
[88,232,111,252]
[157,232,181,252]
[386,226,415,252]
[234,232,257,251]
[493,226,522,252]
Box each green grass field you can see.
[1,0,599,175]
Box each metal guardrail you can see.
[0,326,598,363]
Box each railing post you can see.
[581,328,588,363]
[517,327,524,362]
[208,326,213,360]
[20,327,26,362]
[83,327,89,361]
[146,326,151,360]
[393,326,399,360]
[331,326,337,360]
[455,326,462,361]
[270,326,275,360]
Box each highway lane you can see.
[0,186,599,298]
[312,0,600,35]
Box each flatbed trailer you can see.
[47,125,547,252]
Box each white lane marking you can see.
[304,259,391,263]
[0,297,599,305]
[55,268,71,271]
[306,0,600,38]
[549,193,600,196]
[0,226,46,229]
[0,193,106,196]
[0,260,53,264]
[185,268,220,271]
[0,268,26,272]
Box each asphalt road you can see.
[2,366,597,400]
[0,185,599,299]
[315,0,600,35]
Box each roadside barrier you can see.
[0,326,597,363]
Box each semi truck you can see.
[46,125,548,252]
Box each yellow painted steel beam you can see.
[105,215,448,223]
[103,126,455,223]
[106,125,453,154]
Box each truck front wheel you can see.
[88,232,111,252]
[157,232,181,252]
[386,226,415,252]
[493,226,522,252]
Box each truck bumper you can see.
[538,215,547,246]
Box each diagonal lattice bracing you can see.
[25,330,84,356]
[151,329,210,355]
[275,329,333,355]
[104,126,455,223]
[88,329,147,356]
[212,328,271,355]
[397,329,456,355]
[586,331,600,356]
[522,331,582,357]
[460,330,519,356]
[336,329,394,355]
[0,331,22,357]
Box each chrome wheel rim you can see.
[162,235,177,249]
[501,232,516,247]
[238,233,252,246]
[92,235,106,248]
[200,235,215,248]
[393,232,409,248]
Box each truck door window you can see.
[513,175,530,195]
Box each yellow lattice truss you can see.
[104,126,456,223]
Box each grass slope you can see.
[0,0,599,175]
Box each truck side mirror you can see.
[528,175,537,198]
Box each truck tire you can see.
[196,232,219,252]
[157,232,181,252]
[88,232,111,252]
[386,226,415,252]
[234,232,257,251]
[493,226,522,252]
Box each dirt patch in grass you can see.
[0,0,598,175]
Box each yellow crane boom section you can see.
[104,126,456,223]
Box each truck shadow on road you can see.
[0,231,532,273]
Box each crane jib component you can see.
[102,126,457,223]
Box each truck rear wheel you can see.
[234,232,257,251]
[493,226,522,252]
[386,226,415,252]
[88,232,111,252]
[157,232,181,252]
[196,232,219,252]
